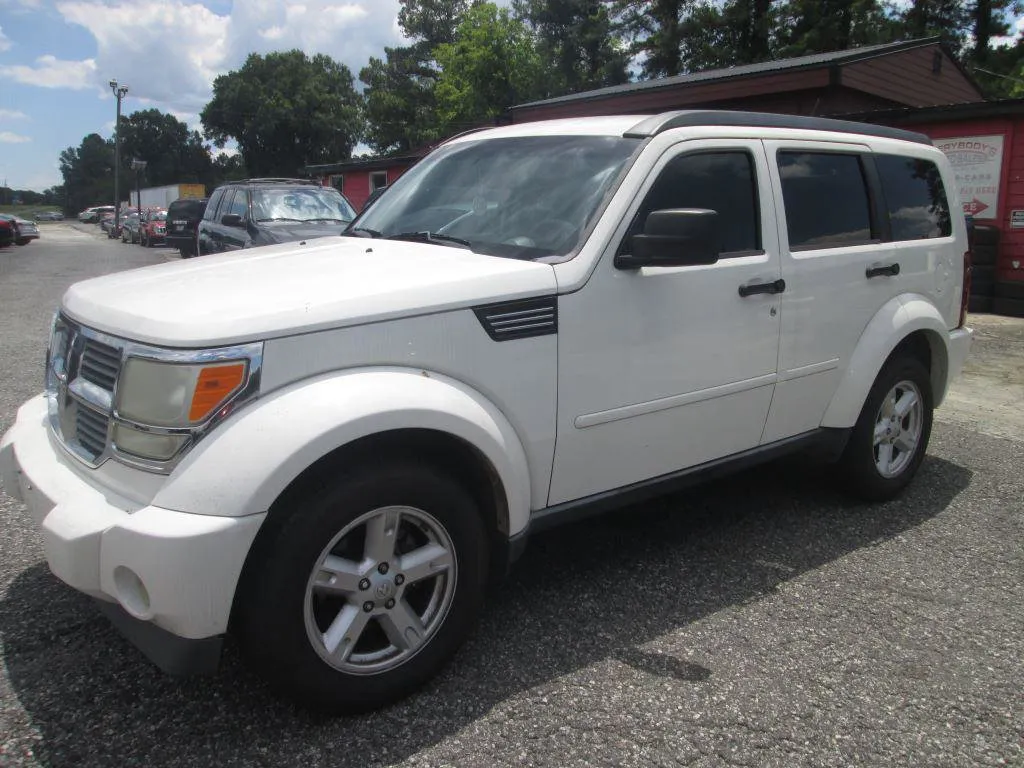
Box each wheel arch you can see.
[822,294,952,429]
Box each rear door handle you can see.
[738,278,786,298]
[866,262,900,278]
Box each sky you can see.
[1,0,1023,193]
[0,0,421,191]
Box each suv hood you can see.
[63,236,558,347]
[251,220,350,244]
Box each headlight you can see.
[110,343,261,464]
[116,358,247,427]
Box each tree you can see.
[898,0,972,51]
[513,0,629,93]
[201,50,363,177]
[434,3,551,128]
[399,0,476,46]
[59,133,115,213]
[118,109,214,189]
[614,0,687,78]
[775,0,896,58]
[361,44,446,154]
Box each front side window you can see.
[778,152,874,249]
[251,186,356,223]
[352,135,640,260]
[227,190,249,218]
[204,188,226,222]
[875,155,952,241]
[622,150,761,255]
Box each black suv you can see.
[166,198,209,257]
[197,179,356,256]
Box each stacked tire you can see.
[969,223,999,313]
[994,278,1024,318]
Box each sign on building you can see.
[933,135,1004,219]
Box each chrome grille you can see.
[47,316,123,466]
[80,338,120,390]
[75,403,110,459]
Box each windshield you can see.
[350,135,639,260]
[253,186,356,223]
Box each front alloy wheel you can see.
[304,505,457,675]
[236,462,488,713]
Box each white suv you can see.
[1,111,973,712]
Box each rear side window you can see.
[778,152,873,249]
[875,155,952,240]
[623,151,761,255]
[204,189,226,221]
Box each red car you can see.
[0,217,13,248]
[139,208,168,247]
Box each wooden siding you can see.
[319,165,412,211]
[916,117,1024,284]
[512,70,830,122]
[842,47,982,107]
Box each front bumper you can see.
[0,396,265,673]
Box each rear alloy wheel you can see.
[236,462,488,713]
[837,356,933,501]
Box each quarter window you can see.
[875,155,952,240]
[778,152,873,249]
[624,151,761,255]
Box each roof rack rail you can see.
[624,110,932,145]
[236,178,315,185]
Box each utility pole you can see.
[109,79,128,234]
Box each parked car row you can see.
[118,208,168,247]
[0,213,40,246]
[34,210,64,221]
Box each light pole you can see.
[109,79,128,234]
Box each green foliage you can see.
[201,50,363,177]
[118,109,213,188]
[775,0,897,57]
[613,0,686,77]
[59,133,115,214]
[399,0,477,46]
[514,0,629,92]
[361,43,446,155]
[434,3,552,128]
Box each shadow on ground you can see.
[0,455,972,767]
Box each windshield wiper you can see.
[385,231,473,249]
[344,226,382,238]
[305,218,350,223]
[255,217,304,223]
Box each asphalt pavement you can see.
[0,224,1021,767]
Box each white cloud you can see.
[0,54,97,88]
[0,131,32,143]
[0,109,29,121]
[0,25,11,51]
[57,0,230,112]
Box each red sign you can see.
[963,197,990,216]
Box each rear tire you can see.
[235,461,488,713]
[836,356,933,502]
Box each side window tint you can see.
[875,155,952,240]
[204,189,225,221]
[624,151,760,255]
[778,152,873,249]
[227,189,249,218]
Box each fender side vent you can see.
[474,297,558,341]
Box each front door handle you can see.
[738,278,786,298]
[866,262,900,278]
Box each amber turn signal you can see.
[189,362,247,422]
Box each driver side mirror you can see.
[221,213,245,228]
[614,208,721,270]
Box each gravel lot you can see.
[1,224,1021,767]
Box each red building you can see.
[306,151,425,211]
[854,100,1024,315]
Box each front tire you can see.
[837,355,933,501]
[235,461,488,713]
